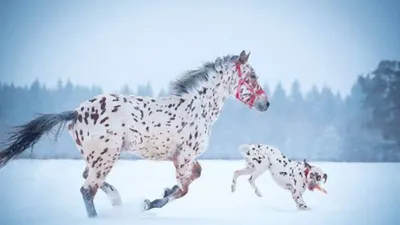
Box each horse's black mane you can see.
[169,54,239,96]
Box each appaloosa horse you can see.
[0,50,270,217]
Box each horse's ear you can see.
[239,50,249,64]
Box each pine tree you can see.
[360,60,400,154]
[121,84,131,95]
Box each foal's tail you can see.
[0,111,78,169]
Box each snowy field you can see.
[0,160,399,225]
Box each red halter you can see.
[234,62,265,108]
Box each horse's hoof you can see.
[298,205,311,211]
[111,198,122,206]
[163,185,179,198]
[87,210,98,218]
[163,188,171,198]
[143,199,152,211]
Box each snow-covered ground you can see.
[0,159,399,225]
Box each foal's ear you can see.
[239,50,251,64]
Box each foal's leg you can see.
[82,166,122,206]
[231,159,256,193]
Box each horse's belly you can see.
[124,143,172,161]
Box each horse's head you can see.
[220,50,270,112]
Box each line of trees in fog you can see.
[0,60,399,162]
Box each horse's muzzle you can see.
[254,99,270,112]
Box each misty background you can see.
[0,0,399,162]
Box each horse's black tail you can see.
[0,110,78,169]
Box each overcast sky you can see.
[1,0,399,97]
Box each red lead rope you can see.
[235,62,265,108]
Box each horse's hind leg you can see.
[81,154,120,217]
[82,167,122,206]
[80,168,101,218]
[101,182,122,206]
[80,135,122,218]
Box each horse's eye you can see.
[316,175,321,181]
[250,74,256,79]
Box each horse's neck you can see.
[195,73,234,125]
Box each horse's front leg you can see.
[143,158,201,210]
[163,160,202,198]
[171,161,202,199]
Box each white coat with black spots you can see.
[0,50,270,217]
[231,144,328,210]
